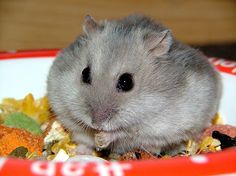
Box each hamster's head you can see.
[47,15,173,132]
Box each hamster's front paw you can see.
[95,131,113,151]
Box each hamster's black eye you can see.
[116,73,134,92]
[82,67,91,84]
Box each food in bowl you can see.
[0,93,235,161]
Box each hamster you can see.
[47,14,222,155]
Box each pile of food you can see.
[0,94,235,161]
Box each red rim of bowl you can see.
[0,49,59,60]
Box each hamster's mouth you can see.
[75,118,109,132]
[91,123,109,131]
[90,118,115,131]
[74,115,119,132]
[91,121,118,132]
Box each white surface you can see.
[52,149,70,162]
[219,72,236,125]
[67,155,107,163]
[0,57,235,125]
[0,58,53,99]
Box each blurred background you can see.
[0,0,236,59]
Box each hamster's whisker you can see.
[72,118,91,132]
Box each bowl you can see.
[0,49,236,176]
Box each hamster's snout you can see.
[91,106,115,128]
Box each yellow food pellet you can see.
[0,93,50,124]
[212,113,224,125]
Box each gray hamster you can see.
[47,14,222,155]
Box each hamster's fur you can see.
[47,14,221,154]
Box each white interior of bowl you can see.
[0,58,53,99]
[0,57,235,125]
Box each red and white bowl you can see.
[0,50,236,176]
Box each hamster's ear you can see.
[144,30,172,57]
[83,15,102,35]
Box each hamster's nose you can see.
[91,108,112,126]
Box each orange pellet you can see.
[0,125,43,156]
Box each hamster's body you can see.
[47,15,221,154]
